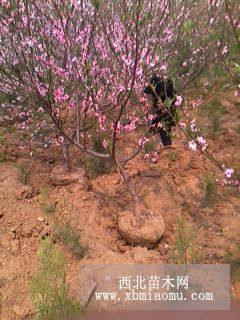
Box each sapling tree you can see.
[0,0,238,225]
[221,0,240,90]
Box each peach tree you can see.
[0,0,238,223]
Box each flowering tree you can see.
[0,0,238,223]
[220,0,240,91]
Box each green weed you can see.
[234,125,240,135]
[227,246,240,284]
[202,174,218,207]
[167,151,178,162]
[144,140,156,154]
[84,136,112,178]
[54,219,88,259]
[28,238,81,320]
[0,131,7,163]
[39,187,56,215]
[53,198,88,259]
[204,97,228,138]
[172,215,199,264]
[16,160,31,185]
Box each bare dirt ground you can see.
[0,87,240,319]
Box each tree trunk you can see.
[76,106,80,144]
[61,140,70,172]
[117,161,142,226]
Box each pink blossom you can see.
[179,122,186,128]
[102,140,108,148]
[0,0,235,179]
[224,168,234,178]
[37,84,48,97]
[197,136,208,151]
[160,62,168,72]
[221,46,228,55]
[54,87,69,103]
[58,136,64,143]
[138,137,149,147]
[1,0,10,8]
[175,96,183,107]
[157,122,163,128]
[190,119,197,132]
[190,99,203,108]
[188,140,197,151]
[97,114,107,131]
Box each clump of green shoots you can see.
[172,215,199,264]
[84,136,112,178]
[235,125,240,135]
[16,159,31,185]
[54,219,88,259]
[39,189,87,259]
[205,97,227,138]
[167,151,178,162]
[54,198,88,259]
[144,140,156,154]
[39,187,56,215]
[0,131,7,163]
[202,173,218,207]
[42,196,88,260]
[28,238,81,320]
[227,246,240,284]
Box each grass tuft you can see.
[28,238,81,320]
[172,215,199,264]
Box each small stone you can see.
[157,243,169,255]
[32,231,40,238]
[17,185,34,200]
[11,239,20,253]
[9,232,16,239]
[10,226,17,233]
[0,212,3,218]
[50,165,87,187]
[82,195,89,201]
[21,225,33,237]
[9,230,16,239]
[39,226,51,239]
[114,178,120,185]
[37,216,44,222]
[9,227,17,239]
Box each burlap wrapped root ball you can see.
[118,210,165,249]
